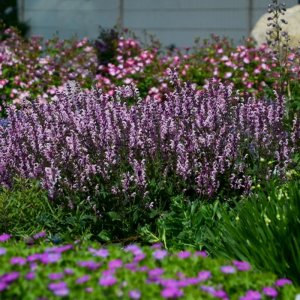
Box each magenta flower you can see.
[40,252,61,264]
[153,249,168,260]
[129,289,141,299]
[0,233,11,242]
[161,287,184,299]
[148,268,164,278]
[108,259,122,269]
[262,287,278,297]
[213,289,229,299]
[48,273,64,280]
[10,257,27,266]
[220,265,236,274]
[76,275,90,284]
[133,253,146,262]
[125,262,137,271]
[99,275,117,286]
[46,244,73,253]
[275,278,292,287]
[233,261,251,271]
[177,251,191,259]
[240,290,262,300]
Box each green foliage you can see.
[0,178,94,242]
[205,179,300,284]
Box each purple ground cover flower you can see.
[40,253,61,264]
[151,243,163,249]
[129,289,141,299]
[76,275,90,284]
[125,262,137,271]
[25,272,36,281]
[0,282,7,292]
[0,234,11,242]
[177,251,191,259]
[161,286,184,299]
[10,257,27,266]
[0,248,6,255]
[33,231,46,240]
[198,271,212,281]
[233,261,251,271]
[85,287,93,293]
[133,253,146,262]
[240,290,261,300]
[195,250,208,257]
[0,272,20,283]
[88,247,109,258]
[46,245,73,253]
[124,244,143,256]
[220,265,236,274]
[64,268,74,275]
[148,268,164,278]
[262,287,278,297]
[153,249,168,260]
[48,281,69,297]
[275,278,292,287]
[108,259,122,269]
[48,273,64,280]
[77,260,101,271]
[99,275,117,286]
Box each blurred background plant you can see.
[0,0,29,39]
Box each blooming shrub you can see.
[0,73,298,220]
[0,234,298,299]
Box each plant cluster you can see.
[0,234,298,299]
[0,74,299,237]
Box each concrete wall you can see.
[20,0,298,46]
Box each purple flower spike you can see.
[0,233,11,242]
[275,278,292,287]
[76,275,90,284]
[153,249,168,260]
[161,287,184,299]
[220,265,236,274]
[10,257,27,266]
[262,287,278,297]
[233,260,251,271]
[0,248,6,255]
[99,275,117,286]
[240,290,261,300]
[198,271,212,281]
[177,251,191,259]
[129,289,141,299]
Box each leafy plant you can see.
[205,179,300,284]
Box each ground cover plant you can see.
[0,233,299,299]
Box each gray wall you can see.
[20,0,298,46]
